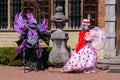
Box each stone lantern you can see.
[49,6,70,66]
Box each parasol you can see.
[85,27,106,51]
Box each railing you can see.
[53,0,65,14]
[0,22,8,29]
[0,0,82,30]
[52,0,82,29]
[11,0,21,28]
[0,0,8,29]
[0,0,21,30]
[69,0,81,29]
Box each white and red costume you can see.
[62,19,106,73]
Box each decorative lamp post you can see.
[49,6,70,67]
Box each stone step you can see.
[108,65,120,73]
[109,59,120,65]
[97,59,110,70]
[97,59,111,64]
[108,59,120,73]
[97,63,109,70]
[97,59,120,73]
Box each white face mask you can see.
[81,25,89,30]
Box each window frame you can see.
[52,0,82,30]
[83,0,98,27]
[11,0,21,28]
[0,0,8,29]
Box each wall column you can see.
[105,0,116,58]
[65,0,68,29]
[7,0,11,29]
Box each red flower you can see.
[93,58,96,60]
[83,58,84,60]
[86,60,88,62]
[69,62,71,64]
[75,64,78,67]
[71,68,74,71]
[88,45,90,48]
[74,57,76,59]
[81,65,84,68]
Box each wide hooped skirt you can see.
[62,43,97,73]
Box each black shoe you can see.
[29,63,33,71]
[33,62,38,72]
[34,67,38,72]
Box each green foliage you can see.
[0,47,23,66]
[0,47,17,65]
[9,60,23,66]
[0,46,71,66]
[66,46,71,51]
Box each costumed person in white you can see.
[61,19,106,73]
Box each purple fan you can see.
[27,12,34,19]
[39,17,48,31]
[14,12,26,34]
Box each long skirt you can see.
[62,43,98,73]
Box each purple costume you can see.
[13,12,50,72]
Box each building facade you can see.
[0,0,119,59]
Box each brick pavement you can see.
[0,66,120,80]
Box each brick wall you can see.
[98,0,105,28]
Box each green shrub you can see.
[0,47,17,65]
[0,46,71,67]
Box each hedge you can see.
[0,47,23,66]
[0,46,71,67]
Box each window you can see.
[11,0,21,28]
[53,0,82,29]
[38,0,51,29]
[21,0,51,29]
[0,0,8,29]
[38,0,51,20]
[22,0,35,19]
[53,0,65,14]
[69,0,81,29]
[83,0,98,27]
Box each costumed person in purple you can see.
[13,12,50,72]
[61,19,106,73]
